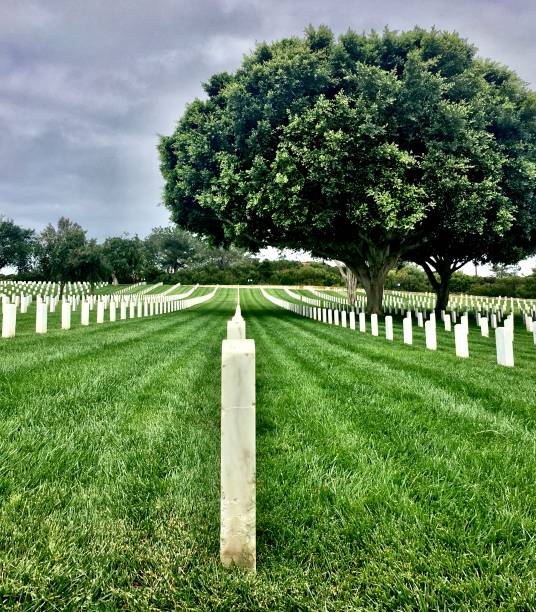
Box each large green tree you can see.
[409,60,536,312]
[160,26,536,312]
[0,217,35,272]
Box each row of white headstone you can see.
[220,293,256,572]
[261,289,532,368]
[298,287,535,336]
[114,281,147,295]
[1,285,198,325]
[0,280,106,300]
[305,286,536,321]
[1,286,219,338]
[284,287,321,307]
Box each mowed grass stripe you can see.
[268,288,536,412]
[0,287,218,374]
[0,285,535,609]
[244,287,536,608]
[1,285,213,341]
[0,289,235,608]
[282,287,536,365]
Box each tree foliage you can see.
[102,236,146,283]
[36,218,89,283]
[160,26,536,312]
[144,226,201,274]
[0,217,34,272]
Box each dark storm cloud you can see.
[1,0,535,247]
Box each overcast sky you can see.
[1,0,535,272]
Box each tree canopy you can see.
[159,26,536,312]
[102,235,146,284]
[36,217,89,284]
[0,217,34,272]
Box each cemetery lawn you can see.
[1,287,536,609]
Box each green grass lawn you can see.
[1,287,536,609]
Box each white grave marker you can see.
[403,316,413,345]
[61,301,71,330]
[371,314,378,336]
[220,338,256,572]
[385,316,393,341]
[454,324,469,358]
[1,304,16,338]
[495,327,514,367]
[425,320,436,350]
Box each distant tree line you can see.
[0,216,340,286]
[2,216,534,295]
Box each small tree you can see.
[70,241,110,285]
[144,227,200,274]
[0,217,35,272]
[35,218,87,294]
[102,236,146,283]
[410,57,536,312]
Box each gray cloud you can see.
[1,0,535,272]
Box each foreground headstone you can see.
[221,338,256,572]
[495,327,514,367]
[61,300,71,330]
[349,311,355,330]
[403,316,412,345]
[36,302,48,334]
[454,324,469,358]
[97,302,105,324]
[81,301,90,326]
[425,320,436,350]
[359,312,366,333]
[385,316,393,341]
[371,314,378,336]
[1,303,16,338]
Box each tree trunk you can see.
[348,255,396,314]
[418,260,454,317]
[435,276,451,315]
[334,262,357,305]
[362,276,386,314]
[345,269,357,306]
